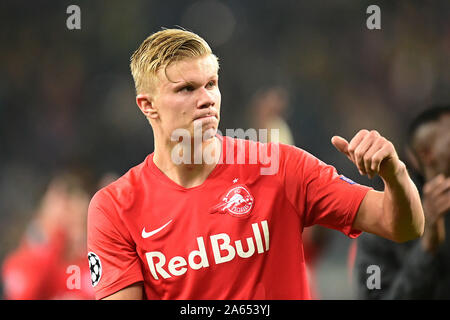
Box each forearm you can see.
[381,162,424,242]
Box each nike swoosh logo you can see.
[142,220,173,239]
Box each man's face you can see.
[151,55,221,141]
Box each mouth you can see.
[195,115,217,121]
[194,110,218,121]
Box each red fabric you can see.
[347,239,358,285]
[2,230,94,300]
[87,135,370,299]
[302,226,325,299]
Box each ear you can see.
[136,94,158,119]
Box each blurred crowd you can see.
[0,0,449,299]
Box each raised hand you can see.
[423,174,450,224]
[421,174,450,252]
[331,129,405,180]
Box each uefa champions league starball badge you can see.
[88,252,102,287]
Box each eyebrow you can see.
[171,75,219,89]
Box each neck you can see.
[153,135,222,188]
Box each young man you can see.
[87,28,424,299]
[355,106,450,299]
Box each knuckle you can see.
[356,130,369,139]
[373,155,382,163]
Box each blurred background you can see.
[0,0,449,299]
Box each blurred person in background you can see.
[1,171,95,299]
[248,86,330,299]
[355,105,450,299]
[248,86,295,145]
[87,28,424,300]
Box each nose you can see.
[197,87,215,109]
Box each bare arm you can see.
[332,130,424,242]
[102,282,144,300]
[354,166,424,242]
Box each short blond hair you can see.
[130,28,219,94]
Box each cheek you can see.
[214,89,222,108]
[160,97,188,118]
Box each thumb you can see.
[331,135,350,156]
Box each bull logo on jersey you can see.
[210,184,254,217]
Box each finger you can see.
[370,144,391,174]
[368,139,386,173]
[354,131,381,176]
[434,196,450,217]
[363,138,386,178]
[433,178,450,197]
[348,130,370,164]
[331,136,351,159]
[423,174,445,195]
[354,137,373,175]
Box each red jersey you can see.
[87,135,371,299]
[2,229,94,300]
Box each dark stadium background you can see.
[0,0,449,299]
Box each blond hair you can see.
[130,28,219,94]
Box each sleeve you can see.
[355,233,446,299]
[87,190,144,300]
[279,144,372,238]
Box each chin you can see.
[192,117,218,132]
[203,127,218,141]
[196,116,218,126]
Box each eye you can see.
[206,80,217,88]
[178,85,194,92]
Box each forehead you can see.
[157,55,218,87]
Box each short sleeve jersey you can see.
[87,135,371,299]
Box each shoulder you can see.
[223,135,309,163]
[89,156,150,216]
[272,141,325,177]
[223,135,325,178]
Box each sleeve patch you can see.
[88,252,102,287]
